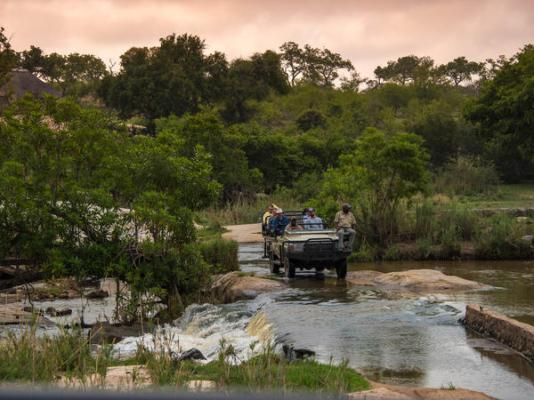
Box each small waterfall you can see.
[113,302,275,363]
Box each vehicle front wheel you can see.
[284,257,296,278]
[269,253,280,274]
[335,258,347,279]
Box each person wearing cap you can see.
[268,208,289,236]
[304,208,323,230]
[334,203,356,251]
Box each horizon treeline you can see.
[1,27,533,194]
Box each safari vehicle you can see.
[263,211,351,279]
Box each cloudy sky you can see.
[2,0,533,77]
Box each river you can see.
[238,243,534,400]
[3,243,533,398]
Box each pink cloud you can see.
[1,0,533,77]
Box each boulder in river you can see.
[86,289,109,299]
[346,269,489,292]
[211,272,286,303]
[175,348,206,362]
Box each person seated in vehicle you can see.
[334,203,356,251]
[262,203,278,225]
[303,207,323,230]
[285,217,303,232]
[268,208,289,236]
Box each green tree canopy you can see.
[466,45,534,182]
[315,128,429,245]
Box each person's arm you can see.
[334,212,340,229]
[351,213,357,229]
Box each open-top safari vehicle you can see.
[262,210,352,279]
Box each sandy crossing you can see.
[222,223,263,243]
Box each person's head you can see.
[342,203,351,213]
[290,217,298,227]
[308,207,316,217]
[268,204,274,212]
[275,208,283,217]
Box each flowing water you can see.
[236,243,534,400]
[3,243,532,398]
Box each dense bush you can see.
[199,239,239,274]
[434,156,500,196]
[475,214,534,259]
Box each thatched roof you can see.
[0,69,60,109]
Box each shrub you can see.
[439,226,462,259]
[434,155,500,196]
[199,238,239,274]
[475,214,534,259]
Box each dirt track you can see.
[222,223,263,243]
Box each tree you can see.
[279,41,305,86]
[340,71,366,92]
[20,45,46,74]
[100,33,224,122]
[465,45,534,182]
[438,57,483,86]
[315,128,429,245]
[374,55,436,86]
[156,111,261,200]
[0,96,220,320]
[0,27,18,85]
[302,45,354,87]
[221,50,289,122]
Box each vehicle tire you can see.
[269,253,280,274]
[284,257,296,278]
[335,258,347,279]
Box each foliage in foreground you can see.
[0,325,112,383]
[0,326,369,394]
[137,342,369,394]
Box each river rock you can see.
[282,344,315,361]
[349,385,495,399]
[176,348,206,362]
[44,307,72,317]
[86,289,109,299]
[347,269,489,292]
[211,272,286,303]
[89,322,147,344]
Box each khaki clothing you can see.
[334,211,356,229]
[262,211,272,224]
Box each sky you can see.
[1,0,533,77]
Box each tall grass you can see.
[200,191,302,226]
[0,324,112,383]
[136,338,369,393]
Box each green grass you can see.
[457,183,534,209]
[142,353,369,393]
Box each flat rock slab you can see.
[347,269,489,292]
[349,385,495,399]
[222,223,263,243]
[0,304,53,326]
[89,322,148,345]
[211,272,286,303]
[59,365,150,390]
